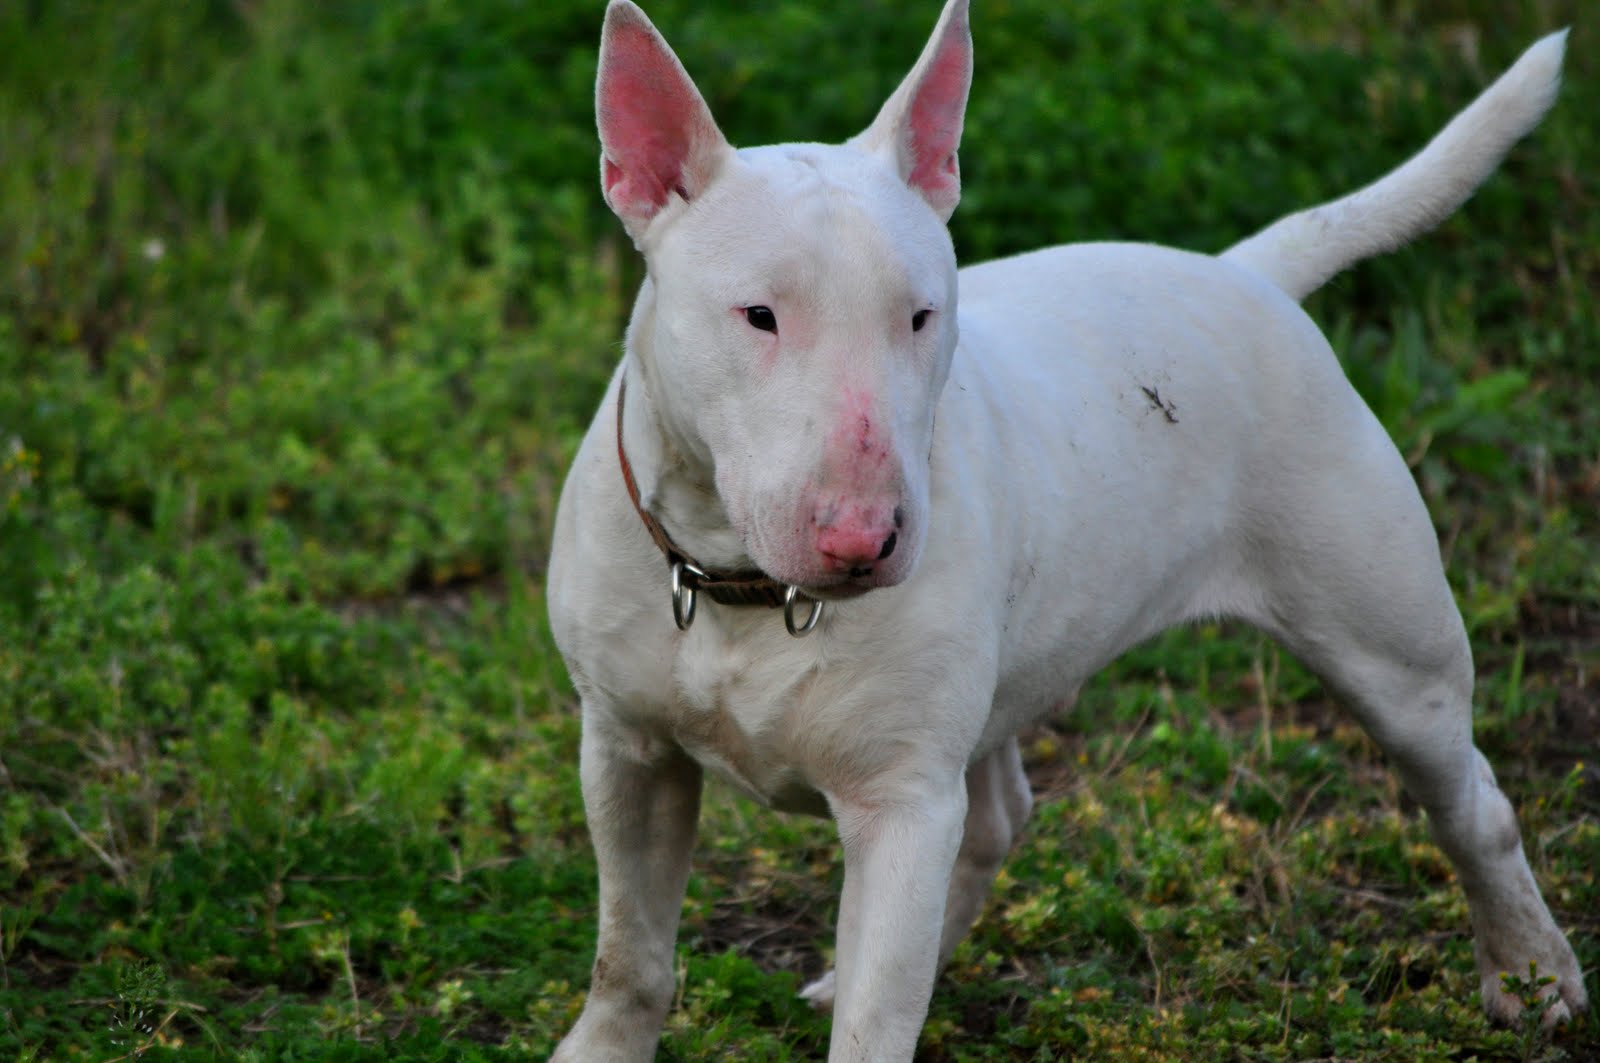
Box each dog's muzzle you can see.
[617,376,826,638]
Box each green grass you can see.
[2,0,1597,1058]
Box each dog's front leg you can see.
[552,713,702,1063]
[826,776,967,1062]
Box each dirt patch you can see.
[1517,600,1600,752]
[1139,384,1180,423]
[693,892,831,982]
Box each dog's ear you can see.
[849,0,972,222]
[596,0,732,242]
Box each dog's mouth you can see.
[792,561,911,601]
[800,580,876,603]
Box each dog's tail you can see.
[1221,30,1566,303]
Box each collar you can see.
[615,374,824,635]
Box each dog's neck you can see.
[619,299,753,573]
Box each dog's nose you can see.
[817,522,898,572]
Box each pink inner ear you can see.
[905,29,969,199]
[597,20,713,221]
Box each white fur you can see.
[1223,29,1568,300]
[549,4,1586,1060]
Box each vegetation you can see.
[1,0,1595,1058]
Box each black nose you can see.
[877,531,898,560]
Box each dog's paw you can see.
[1480,970,1588,1028]
[799,969,836,1012]
[1476,935,1588,1028]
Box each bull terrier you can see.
[547,2,1587,1058]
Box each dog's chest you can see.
[662,623,832,816]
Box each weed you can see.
[1501,962,1562,1063]
[108,959,166,1049]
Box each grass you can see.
[1,0,1596,1058]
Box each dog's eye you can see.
[744,306,777,333]
[912,309,931,332]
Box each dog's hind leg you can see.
[1248,422,1587,1025]
[1282,622,1585,1023]
[938,736,1034,964]
[1315,642,1584,1024]
[800,737,1032,1012]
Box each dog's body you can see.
[548,3,1587,1058]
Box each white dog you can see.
[547,2,1587,1058]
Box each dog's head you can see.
[596,0,971,597]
